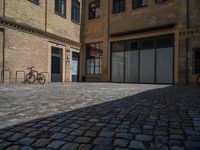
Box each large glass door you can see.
[111,34,174,84]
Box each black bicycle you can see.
[24,67,45,84]
[197,75,200,85]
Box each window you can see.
[133,0,147,9]
[113,0,125,14]
[29,0,39,5]
[195,48,200,74]
[89,0,100,20]
[55,0,66,17]
[71,0,80,23]
[156,0,168,3]
[86,42,103,75]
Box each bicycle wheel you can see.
[26,73,36,84]
[38,73,45,84]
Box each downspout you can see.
[45,0,47,32]
[2,29,5,83]
[3,0,5,17]
[186,0,189,84]
[2,0,5,83]
[107,0,110,82]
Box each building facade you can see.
[80,0,200,84]
[0,0,81,83]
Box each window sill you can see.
[111,11,126,17]
[156,0,173,5]
[132,5,148,11]
[72,20,80,25]
[28,0,39,5]
[55,11,66,19]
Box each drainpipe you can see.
[186,0,189,84]
[107,0,110,82]
[2,29,5,83]
[45,0,47,32]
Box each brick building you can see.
[0,0,81,83]
[80,0,200,84]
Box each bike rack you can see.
[1,70,11,83]
[15,70,26,83]
[41,72,50,83]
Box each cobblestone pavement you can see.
[0,83,200,150]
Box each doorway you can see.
[72,52,79,82]
[51,47,62,82]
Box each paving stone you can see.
[64,135,76,141]
[115,133,133,139]
[93,138,113,145]
[47,140,65,149]
[149,143,168,150]
[114,148,131,150]
[60,142,79,150]
[27,131,42,137]
[170,146,185,150]
[130,128,141,134]
[114,139,129,147]
[32,138,51,147]
[92,144,113,150]
[184,140,200,149]
[77,144,92,150]
[51,133,66,139]
[20,146,34,150]
[0,142,11,149]
[136,134,153,142]
[99,131,114,137]
[170,135,184,140]
[8,133,25,141]
[18,137,35,145]
[71,130,85,136]
[75,137,92,143]
[0,131,15,139]
[85,131,97,137]
[129,140,146,150]
[4,145,21,150]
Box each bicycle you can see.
[197,75,200,85]
[24,66,46,84]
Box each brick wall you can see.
[3,0,81,42]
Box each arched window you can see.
[89,0,100,20]
[71,0,80,23]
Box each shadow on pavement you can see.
[0,85,200,150]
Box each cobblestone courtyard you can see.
[0,83,200,150]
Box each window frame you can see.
[88,0,100,20]
[112,0,126,14]
[132,0,148,9]
[71,0,81,23]
[55,0,67,18]
[28,0,39,5]
[85,42,103,75]
[155,0,169,3]
[194,48,200,74]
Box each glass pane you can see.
[125,51,139,82]
[112,52,124,82]
[140,49,155,83]
[156,48,173,83]
[156,35,174,48]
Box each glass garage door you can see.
[111,35,174,84]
